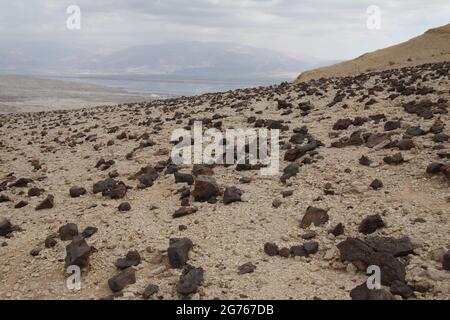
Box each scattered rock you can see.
[329,223,345,237]
[45,235,57,248]
[192,164,214,177]
[0,194,11,203]
[14,200,28,209]
[131,166,159,189]
[239,176,251,184]
[28,187,43,197]
[301,231,317,240]
[142,284,159,299]
[350,283,395,300]
[443,251,450,271]
[64,236,92,269]
[81,226,98,238]
[30,248,42,257]
[168,238,194,268]
[59,223,79,241]
[290,245,307,257]
[281,190,294,198]
[238,262,256,275]
[93,178,117,194]
[223,186,242,205]
[9,178,32,188]
[396,139,415,150]
[35,194,54,210]
[337,238,407,286]
[426,162,443,174]
[300,206,329,229]
[272,198,282,208]
[406,126,426,136]
[69,186,86,198]
[333,118,353,130]
[303,241,319,255]
[177,266,204,296]
[441,164,450,181]
[383,153,405,165]
[173,206,198,218]
[280,163,300,183]
[118,202,131,212]
[365,133,389,148]
[0,219,13,237]
[359,156,372,166]
[108,268,136,293]
[433,133,449,143]
[384,120,401,131]
[390,280,414,299]
[192,175,220,202]
[264,242,279,256]
[370,179,384,190]
[359,214,385,235]
[284,140,320,162]
[115,250,141,270]
[105,183,127,199]
[174,172,195,185]
[278,247,291,258]
[365,236,414,257]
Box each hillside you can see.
[0,61,449,300]
[297,24,450,82]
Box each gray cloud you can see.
[0,0,449,59]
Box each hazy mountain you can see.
[0,41,319,79]
[85,42,317,78]
[0,41,97,74]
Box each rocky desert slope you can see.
[0,60,449,300]
[297,24,450,82]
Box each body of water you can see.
[43,74,293,98]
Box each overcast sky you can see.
[1,0,449,60]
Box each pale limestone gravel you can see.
[0,63,449,300]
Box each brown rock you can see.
[64,236,91,269]
[108,268,136,293]
[35,194,54,210]
[173,207,198,218]
[300,207,329,229]
[176,266,204,295]
[192,175,220,202]
[168,238,193,268]
[0,219,13,237]
[350,283,395,300]
[142,284,159,299]
[59,223,79,241]
[69,186,86,198]
[115,250,141,270]
[264,242,279,256]
[238,262,256,275]
[359,214,385,235]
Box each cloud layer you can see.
[0,0,449,59]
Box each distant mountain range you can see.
[0,41,335,80]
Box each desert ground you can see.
[0,75,152,114]
[0,59,449,300]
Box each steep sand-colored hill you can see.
[297,24,450,82]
